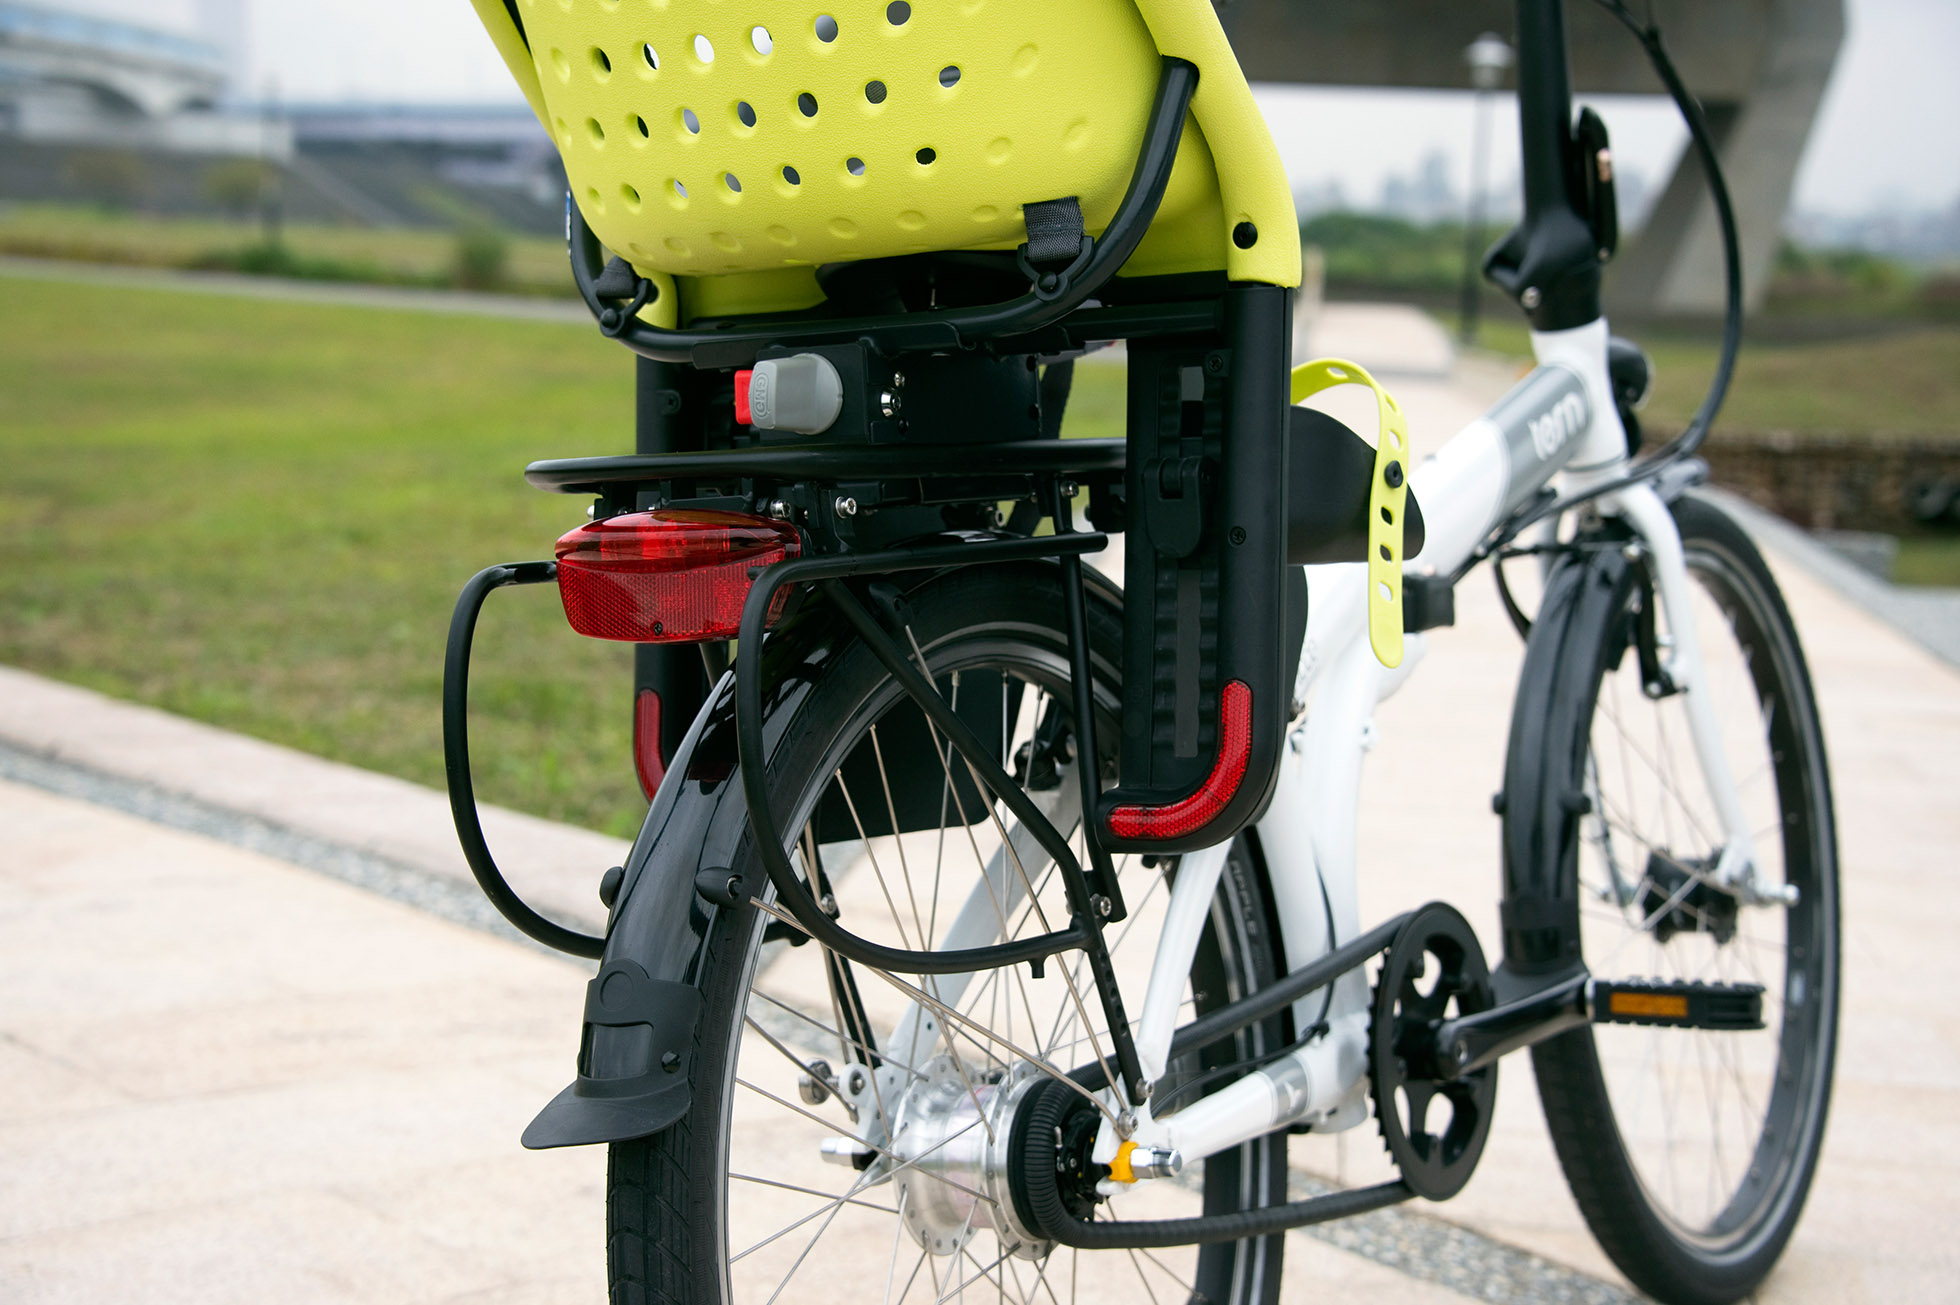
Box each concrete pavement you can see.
[4,328,1958,1301]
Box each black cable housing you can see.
[1477,0,1745,559]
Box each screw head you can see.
[833,496,858,518]
[660,1050,682,1072]
[1092,894,1113,918]
[1228,525,1247,546]
[1520,286,1543,310]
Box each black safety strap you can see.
[1022,197,1086,267]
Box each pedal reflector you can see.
[1608,991,1688,1020]
[1592,980,1764,1031]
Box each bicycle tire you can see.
[1504,493,1839,1305]
[606,562,1293,1305]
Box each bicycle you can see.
[442,2,1838,1302]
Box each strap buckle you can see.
[1017,197,1096,302]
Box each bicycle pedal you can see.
[1591,979,1764,1031]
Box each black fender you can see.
[521,557,1126,1149]
[1495,535,1635,995]
[520,588,850,1149]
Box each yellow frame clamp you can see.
[1289,359,1411,669]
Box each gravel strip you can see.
[1289,1172,1643,1304]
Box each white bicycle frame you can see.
[866,317,1765,1175]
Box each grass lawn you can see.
[0,275,1126,835]
[1892,537,1960,588]
[0,204,575,295]
[1457,316,1960,439]
[0,275,647,834]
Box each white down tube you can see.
[1110,362,1596,1167]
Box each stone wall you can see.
[1699,431,1960,532]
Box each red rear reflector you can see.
[1104,680,1253,841]
[632,688,665,799]
[734,369,754,425]
[555,508,801,643]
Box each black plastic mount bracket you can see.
[568,58,1198,369]
[443,560,607,958]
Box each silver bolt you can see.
[768,499,792,520]
[798,1059,834,1105]
[1622,542,1644,562]
[1060,480,1080,499]
[1520,286,1543,310]
[1129,1146,1184,1180]
[891,371,906,388]
[878,390,900,418]
[819,892,840,916]
[833,497,858,518]
[1117,1110,1137,1137]
[1092,894,1113,918]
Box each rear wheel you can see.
[1511,495,1838,1305]
[606,564,1292,1305]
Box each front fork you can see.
[1601,481,1792,907]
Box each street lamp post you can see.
[1459,31,1513,345]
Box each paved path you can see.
[4,296,1957,1298]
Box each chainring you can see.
[1369,902,1499,1201]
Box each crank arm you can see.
[1431,972,1765,1078]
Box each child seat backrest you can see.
[469,0,1298,317]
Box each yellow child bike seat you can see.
[467,0,1299,323]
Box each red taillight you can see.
[555,509,802,643]
[1104,680,1253,841]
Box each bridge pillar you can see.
[1606,0,1845,318]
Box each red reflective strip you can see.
[633,688,665,800]
[734,369,754,425]
[1104,680,1253,841]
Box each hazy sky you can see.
[61,0,1960,218]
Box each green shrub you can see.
[451,224,510,290]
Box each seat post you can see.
[630,356,709,800]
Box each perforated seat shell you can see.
[469,0,1298,318]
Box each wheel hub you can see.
[1639,850,1740,944]
[888,1056,1053,1259]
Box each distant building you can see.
[0,0,287,157]
[283,103,564,236]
